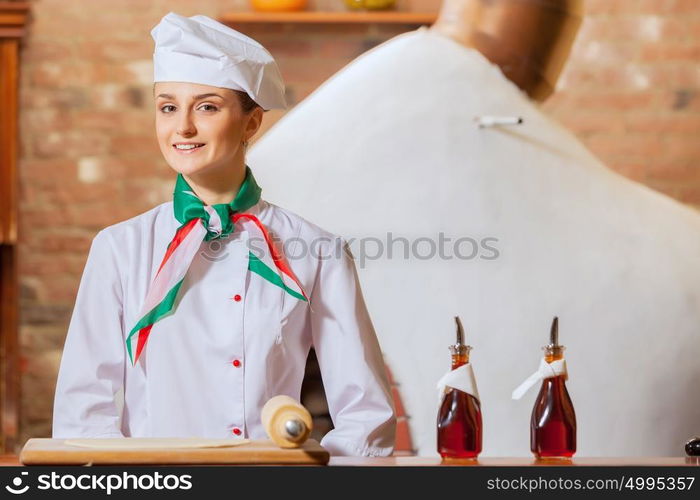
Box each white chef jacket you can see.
[52,198,396,457]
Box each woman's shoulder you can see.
[260,200,344,245]
[260,201,353,287]
[96,202,176,244]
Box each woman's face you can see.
[154,82,262,177]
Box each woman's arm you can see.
[309,237,396,456]
[52,229,126,438]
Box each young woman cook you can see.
[52,12,396,457]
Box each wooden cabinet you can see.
[218,11,438,24]
[0,0,29,454]
[218,0,440,24]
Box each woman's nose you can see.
[177,110,196,136]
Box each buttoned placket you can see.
[226,199,266,439]
[226,228,248,438]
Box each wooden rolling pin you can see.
[261,395,312,448]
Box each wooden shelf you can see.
[0,1,30,38]
[219,10,437,24]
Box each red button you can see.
[232,359,241,368]
[233,294,241,302]
[232,427,241,436]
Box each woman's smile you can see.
[173,142,206,154]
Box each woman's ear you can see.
[244,107,264,142]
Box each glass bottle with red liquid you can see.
[437,317,483,459]
[530,317,576,459]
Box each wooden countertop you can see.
[2,453,698,467]
[1,454,20,466]
[19,438,330,465]
[328,456,700,466]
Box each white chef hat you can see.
[151,12,287,110]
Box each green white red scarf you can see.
[126,166,308,366]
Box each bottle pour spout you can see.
[451,316,471,357]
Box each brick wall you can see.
[542,0,700,206]
[15,0,699,447]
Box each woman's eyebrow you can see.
[156,93,225,100]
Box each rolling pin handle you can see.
[284,419,306,439]
[261,395,313,448]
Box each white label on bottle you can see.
[436,363,480,402]
[512,358,568,400]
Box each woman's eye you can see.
[159,103,218,113]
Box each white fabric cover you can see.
[249,27,700,457]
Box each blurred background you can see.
[1,0,699,454]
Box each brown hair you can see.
[234,90,262,113]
